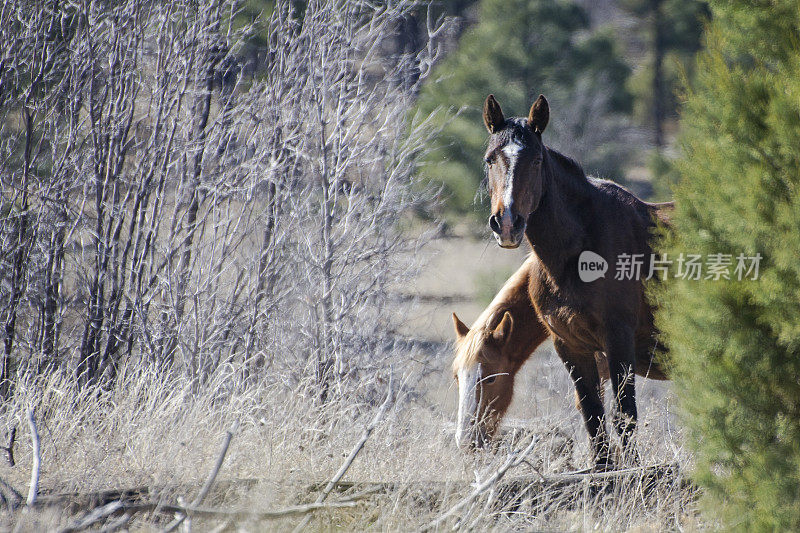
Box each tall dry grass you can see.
[0,343,701,531]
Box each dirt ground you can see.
[400,226,530,343]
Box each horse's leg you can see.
[605,324,638,462]
[554,340,611,469]
[574,352,607,411]
[594,351,608,404]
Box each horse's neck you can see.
[486,262,546,368]
[509,301,547,369]
[526,148,594,270]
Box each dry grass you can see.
[0,337,701,531]
[0,232,701,532]
[0,230,703,531]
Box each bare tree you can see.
[0,0,445,397]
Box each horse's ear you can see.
[528,94,549,135]
[453,313,470,339]
[492,311,513,345]
[483,94,505,133]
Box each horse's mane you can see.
[452,328,489,371]
[452,256,533,371]
[546,147,585,180]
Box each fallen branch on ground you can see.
[292,372,394,532]
[58,501,123,533]
[31,463,689,512]
[26,408,40,506]
[58,489,378,532]
[421,435,539,532]
[128,499,360,518]
[34,462,691,531]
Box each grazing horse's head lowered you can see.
[482,94,549,248]
[451,311,518,449]
[450,257,550,450]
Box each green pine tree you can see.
[657,1,800,529]
[416,0,634,215]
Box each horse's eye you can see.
[484,156,493,165]
[484,375,496,384]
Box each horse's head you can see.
[482,94,549,248]
[451,310,517,449]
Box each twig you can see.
[536,463,680,484]
[130,499,360,518]
[32,486,152,508]
[1,426,16,466]
[421,435,539,532]
[292,372,394,533]
[163,421,239,532]
[0,474,23,509]
[64,496,370,530]
[59,501,124,533]
[98,512,131,533]
[26,408,40,506]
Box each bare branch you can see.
[421,435,539,532]
[163,421,239,532]
[58,501,124,533]
[60,492,377,532]
[26,408,40,507]
[293,372,394,532]
[1,426,16,467]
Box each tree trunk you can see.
[652,0,665,149]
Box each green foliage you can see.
[622,0,708,53]
[231,0,275,48]
[647,150,680,201]
[657,1,800,529]
[416,0,633,215]
[622,0,709,124]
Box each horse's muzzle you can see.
[489,212,526,248]
[455,423,490,450]
[494,232,524,248]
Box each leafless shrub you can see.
[0,0,445,397]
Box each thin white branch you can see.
[26,408,40,507]
[421,436,539,532]
[163,421,239,532]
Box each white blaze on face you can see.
[455,362,482,448]
[500,141,524,226]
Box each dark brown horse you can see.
[477,93,671,467]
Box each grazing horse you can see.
[451,256,549,448]
[474,93,671,468]
[451,258,674,451]
[452,257,611,449]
